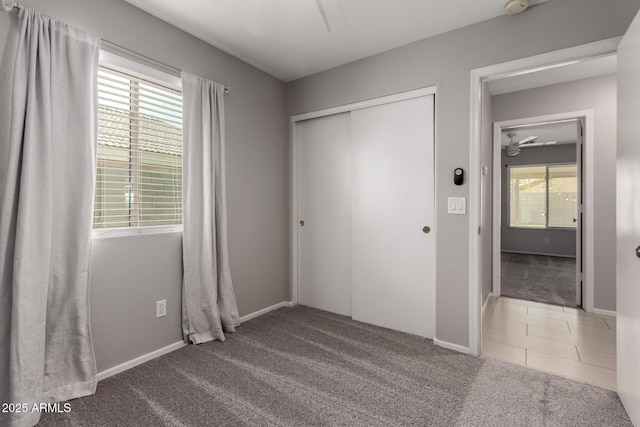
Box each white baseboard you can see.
[592,308,616,317]
[97,300,295,382]
[482,292,493,318]
[434,338,472,355]
[239,301,295,323]
[97,340,187,381]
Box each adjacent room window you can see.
[93,64,183,229]
[509,164,577,229]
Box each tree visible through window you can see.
[509,164,577,229]
[94,65,183,229]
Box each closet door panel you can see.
[351,96,435,338]
[297,113,352,316]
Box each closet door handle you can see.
[636,245,640,259]
[422,226,431,234]
[299,220,305,227]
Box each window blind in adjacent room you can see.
[547,164,577,228]
[508,164,577,229]
[94,65,183,229]
[509,166,547,228]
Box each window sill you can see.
[92,225,182,238]
[506,226,577,231]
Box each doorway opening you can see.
[493,116,585,309]
[475,74,617,388]
[468,37,620,356]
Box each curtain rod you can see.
[101,40,230,93]
[0,5,231,94]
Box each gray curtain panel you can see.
[181,72,240,344]
[0,7,99,427]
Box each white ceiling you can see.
[501,120,578,147]
[123,0,549,82]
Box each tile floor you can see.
[481,296,617,391]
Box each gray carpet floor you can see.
[39,305,631,426]
[501,253,577,307]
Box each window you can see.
[93,64,183,230]
[509,164,577,229]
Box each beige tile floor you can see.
[481,296,617,391]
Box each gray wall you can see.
[500,144,577,257]
[15,0,290,372]
[287,0,636,345]
[493,74,618,311]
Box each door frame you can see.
[468,37,621,356]
[492,111,593,309]
[290,86,436,307]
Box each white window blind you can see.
[548,165,577,228]
[508,164,577,229]
[509,166,547,228]
[94,65,183,229]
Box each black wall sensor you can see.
[454,168,464,185]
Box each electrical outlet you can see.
[156,300,166,318]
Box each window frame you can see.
[507,162,577,231]
[93,49,183,238]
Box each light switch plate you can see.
[447,197,466,214]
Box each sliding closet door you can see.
[351,96,435,338]
[297,113,352,316]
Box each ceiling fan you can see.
[505,132,538,157]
